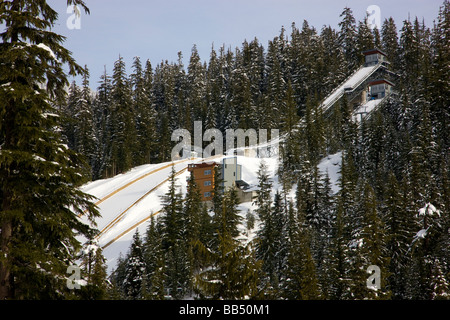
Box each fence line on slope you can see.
[77,159,191,218]
[95,166,188,241]
[97,155,223,248]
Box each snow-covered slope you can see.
[318,151,342,194]
[79,151,341,273]
[80,156,275,272]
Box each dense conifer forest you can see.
[0,0,449,300]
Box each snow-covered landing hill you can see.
[79,153,341,273]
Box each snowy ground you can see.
[79,152,341,273]
[318,151,342,194]
[352,97,387,123]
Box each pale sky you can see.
[45,0,444,87]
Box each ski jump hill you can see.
[78,49,396,272]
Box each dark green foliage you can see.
[255,161,288,296]
[381,17,401,72]
[142,216,165,299]
[78,241,108,300]
[357,17,375,64]
[160,166,184,250]
[123,230,146,300]
[338,7,358,73]
[131,57,157,166]
[0,0,99,300]
[11,1,448,300]
[156,1,450,299]
[194,188,260,299]
[284,197,321,300]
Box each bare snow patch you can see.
[418,203,440,217]
[36,43,57,60]
[318,151,342,194]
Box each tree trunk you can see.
[0,219,12,300]
[0,99,16,299]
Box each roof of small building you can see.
[369,78,395,87]
[363,48,387,56]
[235,180,250,190]
[188,161,220,170]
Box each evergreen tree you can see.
[408,202,446,299]
[304,94,325,164]
[78,67,95,153]
[195,232,261,299]
[256,169,289,298]
[205,45,220,129]
[63,66,97,180]
[328,150,358,299]
[143,216,165,298]
[108,254,127,299]
[383,172,412,299]
[174,52,188,132]
[187,45,207,124]
[198,202,214,248]
[281,79,299,134]
[79,242,108,300]
[211,166,231,247]
[160,166,189,298]
[373,26,382,49]
[230,46,254,129]
[348,182,390,299]
[430,259,450,300]
[149,250,167,300]
[184,171,203,247]
[245,210,256,236]
[109,55,136,174]
[320,25,347,94]
[165,241,190,299]
[215,188,242,240]
[328,197,351,300]
[183,171,204,294]
[381,17,400,72]
[285,195,321,300]
[62,81,81,150]
[160,166,184,250]
[338,7,359,73]
[89,246,108,299]
[398,18,428,95]
[316,171,335,298]
[93,66,113,179]
[409,101,439,208]
[124,230,146,300]
[288,21,322,105]
[216,46,235,131]
[195,189,260,299]
[243,38,266,129]
[254,160,273,225]
[431,0,450,154]
[131,56,157,165]
[357,17,375,63]
[265,34,287,129]
[0,0,99,299]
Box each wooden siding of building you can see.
[188,162,218,201]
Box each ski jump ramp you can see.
[320,62,383,112]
